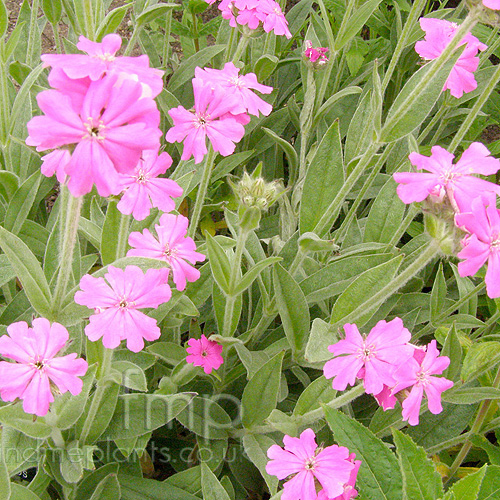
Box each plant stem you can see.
[382,0,428,92]
[417,98,449,143]
[0,62,11,146]
[116,212,131,260]
[162,10,173,66]
[188,146,217,239]
[448,61,500,153]
[27,0,40,67]
[446,365,500,483]
[124,25,142,56]
[79,347,114,445]
[223,27,237,63]
[51,188,83,319]
[387,204,420,247]
[232,33,250,63]
[222,229,249,337]
[192,12,200,53]
[51,22,63,54]
[331,239,440,327]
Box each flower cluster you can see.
[205,0,292,38]
[304,40,329,66]
[415,18,487,98]
[166,63,272,164]
[394,142,500,298]
[323,318,453,425]
[266,428,360,500]
[0,319,88,416]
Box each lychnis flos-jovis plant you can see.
[323,318,453,426]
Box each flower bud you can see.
[303,40,329,68]
[467,0,500,25]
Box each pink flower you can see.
[186,334,224,374]
[74,266,171,352]
[0,319,88,417]
[456,194,500,298]
[26,75,161,197]
[393,143,500,213]
[42,34,164,97]
[392,340,453,426]
[415,18,487,98]
[166,78,246,164]
[373,385,397,411]
[40,149,71,183]
[127,213,206,291]
[317,453,361,500]
[323,318,414,396]
[304,40,329,65]
[256,0,292,38]
[117,149,183,221]
[266,428,356,500]
[195,63,273,117]
[483,0,500,9]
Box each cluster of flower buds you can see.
[304,39,329,67]
[204,0,292,38]
[324,318,453,426]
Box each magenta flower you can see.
[317,453,361,500]
[373,385,397,411]
[26,75,161,197]
[186,334,224,374]
[323,318,414,396]
[456,194,500,298]
[0,319,88,417]
[393,143,500,213]
[127,213,206,291]
[266,428,356,500]
[166,78,246,164]
[195,63,273,117]
[256,0,292,38]
[392,340,453,426]
[483,0,500,9]
[74,266,171,352]
[117,149,183,221]
[40,149,71,183]
[42,34,164,97]
[304,40,329,65]
[415,18,487,98]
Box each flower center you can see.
[230,76,244,88]
[195,113,210,129]
[358,343,376,361]
[34,360,45,370]
[119,299,129,308]
[84,118,106,141]
[201,350,208,357]
[416,369,430,386]
[94,52,116,62]
[163,243,176,258]
[135,169,149,184]
[304,457,316,471]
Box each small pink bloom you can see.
[0,319,88,417]
[74,266,171,352]
[373,385,398,411]
[323,318,414,395]
[186,334,224,374]
[266,428,356,500]
[393,143,500,213]
[127,213,206,291]
[195,63,273,116]
[415,18,487,98]
[42,34,164,97]
[256,0,292,38]
[117,149,183,221]
[483,0,500,9]
[166,78,246,164]
[304,40,329,65]
[456,194,500,298]
[317,453,361,500]
[26,75,161,197]
[392,340,453,426]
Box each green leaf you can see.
[461,342,500,383]
[89,474,121,500]
[324,407,403,500]
[0,254,15,287]
[0,171,19,202]
[392,429,443,500]
[241,351,285,428]
[176,396,232,440]
[10,484,42,500]
[304,317,339,364]
[0,403,52,438]
[329,255,403,327]
[334,0,382,51]
[381,52,462,142]
[76,464,120,500]
[293,375,336,416]
[101,201,129,266]
[345,91,374,166]
[262,127,298,177]
[0,226,52,316]
[446,465,487,500]
[119,474,200,500]
[364,178,406,244]
[300,120,344,234]
[233,256,281,296]
[201,463,231,500]
[242,435,278,496]
[42,0,62,24]
[442,387,500,404]
[254,54,279,81]
[103,393,195,439]
[206,233,231,293]
[430,262,447,325]
[136,3,178,26]
[442,324,462,380]
[0,0,7,39]
[96,5,130,40]
[113,360,148,392]
[0,451,10,500]
[168,45,225,91]
[478,465,500,500]
[274,264,310,358]
[213,282,242,336]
